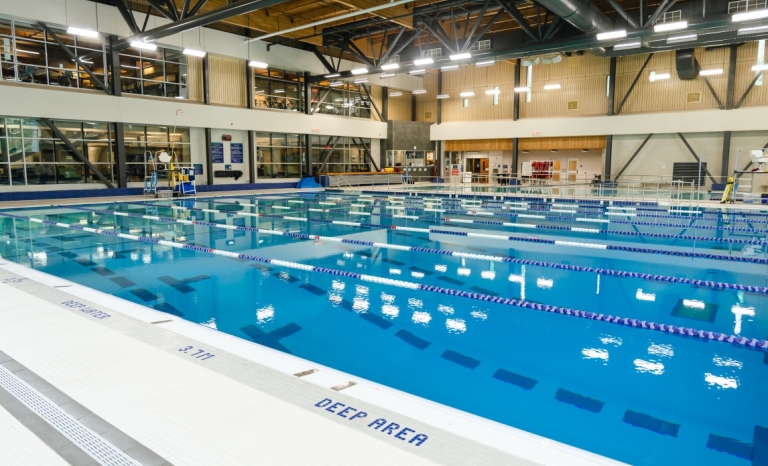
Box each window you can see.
[253,67,303,111]
[659,10,682,23]
[469,40,491,52]
[0,19,106,90]
[385,55,400,65]
[118,46,187,98]
[311,82,371,119]
[311,136,372,174]
[122,125,191,183]
[493,86,499,105]
[728,0,767,13]
[463,98,468,107]
[256,132,304,179]
[0,117,113,186]
[422,48,442,58]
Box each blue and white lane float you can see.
[58,205,768,295]
[92,202,768,265]
[3,210,766,352]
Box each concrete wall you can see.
[389,121,434,151]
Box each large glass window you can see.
[118,46,187,98]
[0,117,113,186]
[255,132,303,178]
[311,81,372,119]
[122,125,191,183]
[0,19,106,89]
[253,68,303,111]
[311,137,372,174]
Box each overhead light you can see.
[450,52,471,61]
[351,67,368,75]
[485,89,500,95]
[255,90,265,94]
[409,69,425,75]
[249,60,268,68]
[325,105,334,110]
[441,64,459,71]
[183,48,206,57]
[667,33,697,43]
[513,86,530,92]
[329,80,343,87]
[72,57,93,64]
[543,84,561,90]
[414,58,433,65]
[614,40,641,50]
[475,60,495,67]
[324,73,340,78]
[412,89,427,94]
[460,91,474,97]
[700,69,723,76]
[380,73,396,78]
[738,24,768,35]
[752,64,768,71]
[334,98,345,101]
[353,78,368,83]
[390,91,402,97]
[15,49,40,55]
[596,30,626,40]
[67,27,99,38]
[274,89,285,93]
[733,9,768,22]
[131,41,158,51]
[654,21,687,32]
[437,94,450,99]
[649,72,670,81]
[381,63,399,70]
[120,64,138,69]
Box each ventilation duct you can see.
[532,0,613,55]
[676,49,698,80]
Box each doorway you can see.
[469,158,489,183]
[567,158,579,182]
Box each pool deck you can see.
[0,258,626,465]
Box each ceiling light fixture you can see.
[412,89,427,94]
[248,60,268,68]
[543,84,561,90]
[649,72,671,81]
[596,30,626,40]
[441,64,459,71]
[15,49,40,55]
[380,73,396,78]
[390,91,403,97]
[449,52,471,61]
[183,48,206,57]
[131,41,158,51]
[329,80,343,87]
[381,63,399,70]
[413,58,433,65]
[324,72,340,78]
[667,33,697,43]
[325,105,334,110]
[353,77,368,83]
[699,69,723,76]
[654,21,687,32]
[733,9,768,21]
[513,86,530,92]
[67,27,99,38]
[475,59,495,67]
[409,69,425,75]
[614,40,641,50]
[351,67,368,75]
[460,91,474,97]
[738,24,768,34]
[752,64,768,71]
[437,94,449,99]
[485,89,500,95]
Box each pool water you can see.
[1,191,767,466]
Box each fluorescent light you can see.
[255,90,265,94]
[513,86,530,92]
[733,9,768,22]
[752,64,768,71]
[614,40,641,49]
[353,78,368,83]
[412,89,427,94]
[274,89,285,93]
[543,84,561,90]
[475,60,495,67]
[334,98,344,101]
[329,80,343,87]
[654,21,687,32]
[450,52,471,61]
[351,67,368,75]
[15,49,39,55]
[738,25,768,35]
[414,58,433,65]
[325,105,334,110]
[183,48,206,57]
[649,72,670,81]
[248,60,268,68]
[389,91,402,97]
[667,33,697,43]
[381,63,399,70]
[380,73,396,78]
[131,41,158,51]
[437,94,449,99]
[596,30,626,40]
[324,73,340,78]
[485,89,500,95]
[409,69,425,75]
[67,26,99,38]
[120,64,138,69]
[459,91,474,97]
[441,64,459,71]
[700,69,723,76]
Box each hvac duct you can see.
[532,0,613,54]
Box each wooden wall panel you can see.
[209,55,247,108]
[416,72,438,123]
[615,49,730,114]
[445,139,512,151]
[370,85,383,122]
[734,41,768,108]
[187,56,204,103]
[441,61,516,122]
[519,136,606,150]
[388,90,412,121]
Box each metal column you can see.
[725,45,737,110]
[604,135,613,181]
[513,58,521,121]
[304,134,312,177]
[202,54,210,105]
[248,130,256,183]
[382,87,389,121]
[607,56,616,116]
[205,128,213,185]
[436,71,443,124]
[511,138,519,177]
[113,123,127,188]
[721,131,731,178]
[246,61,254,109]
[411,93,417,121]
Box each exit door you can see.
[567,159,578,182]
[480,159,489,183]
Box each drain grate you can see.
[0,365,140,466]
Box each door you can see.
[480,159,489,183]
[567,159,578,182]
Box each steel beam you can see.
[465,9,504,52]
[614,134,652,180]
[721,131,731,178]
[498,0,538,42]
[113,123,127,188]
[694,58,724,110]
[248,130,256,182]
[39,23,111,95]
[205,128,213,185]
[725,44,737,109]
[361,84,382,121]
[203,54,210,105]
[108,36,122,96]
[188,0,209,17]
[303,71,310,115]
[145,0,177,21]
[42,118,115,188]
[607,56,616,115]
[677,132,715,184]
[604,135,613,180]
[313,88,332,113]
[605,0,638,28]
[734,70,763,109]
[419,17,456,53]
[312,46,336,73]
[647,0,670,25]
[513,58,520,121]
[113,0,140,35]
[542,15,560,41]
[382,86,389,121]
[357,138,380,171]
[511,138,519,177]
[317,136,341,174]
[181,0,192,18]
[380,27,406,65]
[616,53,653,114]
[436,71,442,124]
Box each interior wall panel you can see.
[208,55,247,108]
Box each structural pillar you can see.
[246,61,254,110]
[721,131,732,178]
[607,57,617,115]
[113,123,127,188]
[202,55,210,105]
[411,93,417,121]
[511,138,519,177]
[382,86,389,121]
[205,128,213,185]
[604,135,613,181]
[248,130,256,183]
[513,58,521,121]
[725,45,737,110]
[304,134,312,177]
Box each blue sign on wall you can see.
[211,142,224,163]
[193,164,203,175]
[231,143,244,164]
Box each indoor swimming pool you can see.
[1,190,767,466]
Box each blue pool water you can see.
[1,191,768,465]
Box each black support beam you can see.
[113,0,140,35]
[205,128,214,185]
[607,56,616,115]
[725,45,737,109]
[734,71,764,109]
[614,134,653,180]
[248,130,256,183]
[695,58,724,109]
[677,132,716,184]
[513,58,521,121]
[616,53,653,115]
[42,118,115,188]
[39,23,111,95]
[721,131,731,178]
[113,123,127,188]
[604,135,613,180]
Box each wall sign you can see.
[211,142,224,163]
[231,143,244,164]
[193,164,204,175]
